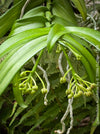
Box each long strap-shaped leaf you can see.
[48,24,100,51]
[52,15,76,26]
[9,90,41,127]
[47,25,97,69]
[47,24,99,82]
[65,26,100,50]
[52,0,77,26]
[0,35,47,95]
[10,16,48,35]
[22,6,48,18]
[63,34,96,72]
[59,41,94,82]
[12,71,27,108]
[47,24,67,51]
[0,27,50,58]
[0,0,44,38]
[0,0,25,38]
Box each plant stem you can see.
[61,46,76,78]
[28,50,44,81]
[64,68,72,78]
[31,76,36,86]
[32,57,50,105]
[35,72,45,88]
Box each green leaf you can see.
[10,102,18,117]
[23,6,48,18]
[9,91,41,126]
[47,24,100,52]
[71,0,87,20]
[0,36,47,95]
[90,100,100,134]
[12,71,27,108]
[47,24,66,52]
[10,16,48,35]
[0,27,49,58]
[16,102,44,127]
[47,24,98,67]
[63,34,96,73]
[23,0,45,13]
[47,24,99,82]
[59,41,94,82]
[27,105,59,134]
[52,15,76,26]
[0,0,25,38]
[52,0,77,26]
[0,0,45,38]
[65,26,100,50]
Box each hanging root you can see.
[58,52,64,76]
[58,52,69,82]
[66,98,73,134]
[20,0,31,18]
[54,98,73,134]
[32,57,50,105]
[87,14,96,30]
[55,54,74,134]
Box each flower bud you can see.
[31,90,36,94]
[65,89,71,95]
[60,77,66,84]
[91,83,96,89]
[68,94,73,99]
[20,71,27,77]
[74,94,79,98]
[19,83,25,88]
[19,88,25,91]
[78,90,83,96]
[25,88,32,93]
[41,88,47,94]
[84,91,92,96]
[32,85,38,91]
[87,87,92,91]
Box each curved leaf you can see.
[0,36,47,95]
[52,15,76,26]
[47,24,98,82]
[59,41,94,82]
[52,0,77,26]
[63,34,96,73]
[23,6,48,18]
[47,24,100,52]
[0,0,25,38]
[0,27,49,58]
[47,24,66,52]
[10,16,48,35]
[12,71,27,108]
[9,91,41,126]
[65,26,100,50]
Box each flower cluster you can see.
[60,73,96,99]
[19,71,47,95]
